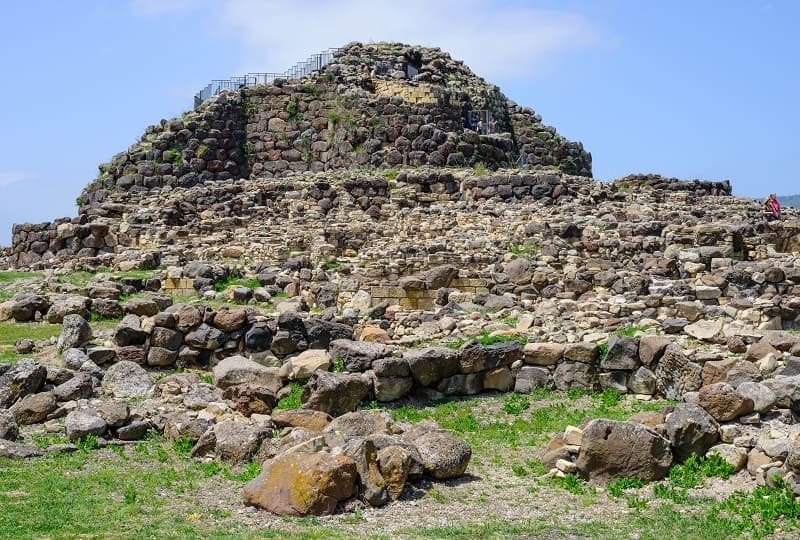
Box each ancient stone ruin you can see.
[2,41,800,522]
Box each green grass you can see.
[610,324,653,337]
[213,275,260,293]
[501,392,530,415]
[0,271,42,282]
[275,381,304,410]
[391,390,674,450]
[0,440,278,539]
[474,331,527,346]
[0,321,63,363]
[606,476,647,497]
[668,453,736,489]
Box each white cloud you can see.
[0,171,29,188]
[133,0,604,81]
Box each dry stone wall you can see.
[9,41,594,267]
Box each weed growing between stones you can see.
[606,476,647,497]
[667,453,735,489]
[275,381,304,409]
[475,331,527,346]
[172,436,195,456]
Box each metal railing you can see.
[193,48,340,109]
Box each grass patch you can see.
[0,271,42,282]
[0,442,280,539]
[501,392,530,415]
[275,381,304,410]
[668,453,735,489]
[474,331,527,346]
[391,390,674,451]
[213,276,260,293]
[610,324,653,337]
[606,476,647,497]
[0,321,63,363]
[551,473,593,495]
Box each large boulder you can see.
[45,296,90,324]
[523,342,564,366]
[404,426,471,480]
[301,371,370,417]
[763,375,800,412]
[638,336,670,366]
[56,314,92,353]
[9,391,56,425]
[329,339,389,372]
[184,323,227,351]
[223,384,279,416]
[0,440,43,458]
[114,314,148,347]
[10,294,50,322]
[698,382,754,421]
[736,382,777,413]
[601,335,640,370]
[576,419,672,481]
[323,410,398,438]
[665,403,719,462]
[210,420,270,463]
[64,408,108,441]
[102,361,155,398]
[654,345,703,399]
[0,409,19,440]
[243,452,358,516]
[554,361,595,391]
[52,373,94,402]
[337,437,389,506]
[459,341,521,373]
[271,409,333,432]
[305,319,353,349]
[212,355,282,393]
[0,359,46,407]
[404,347,459,386]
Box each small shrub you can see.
[197,460,223,477]
[668,453,735,489]
[172,436,195,456]
[327,111,340,125]
[76,434,100,452]
[502,393,530,415]
[525,458,548,476]
[427,487,446,503]
[625,494,648,510]
[155,445,169,463]
[597,388,623,408]
[275,381,304,410]
[474,162,488,176]
[554,473,591,495]
[227,461,261,482]
[331,355,346,372]
[606,477,647,498]
[286,99,298,118]
[597,342,609,362]
[385,168,398,180]
[323,261,340,270]
[31,432,69,448]
[652,482,692,504]
[511,463,528,477]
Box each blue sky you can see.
[1,0,797,245]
